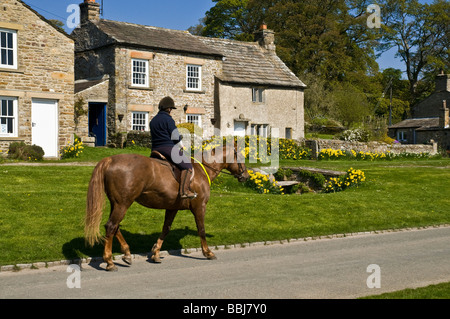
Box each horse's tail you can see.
[85,157,112,247]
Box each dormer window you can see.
[0,29,17,69]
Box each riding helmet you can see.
[158,96,177,111]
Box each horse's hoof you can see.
[106,264,118,272]
[151,255,161,263]
[122,255,132,265]
[207,255,217,260]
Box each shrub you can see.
[177,122,203,138]
[297,170,326,189]
[338,128,371,142]
[8,142,44,161]
[274,168,293,181]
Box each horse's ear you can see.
[211,148,215,156]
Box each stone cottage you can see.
[73,0,305,147]
[0,0,74,158]
[389,71,450,152]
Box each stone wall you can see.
[305,139,438,159]
[0,0,74,156]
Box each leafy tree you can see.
[378,0,450,102]
[371,68,411,122]
[200,0,256,41]
[249,0,380,83]
[302,73,337,122]
[48,19,65,32]
[331,82,372,127]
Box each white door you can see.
[234,121,246,137]
[32,99,58,158]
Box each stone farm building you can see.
[0,0,74,157]
[389,71,450,153]
[73,0,306,147]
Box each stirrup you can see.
[181,192,197,199]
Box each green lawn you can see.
[361,282,450,299]
[1,149,449,266]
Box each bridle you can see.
[200,149,247,180]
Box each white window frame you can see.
[0,96,18,137]
[186,64,202,91]
[131,111,149,131]
[397,131,408,143]
[0,28,18,69]
[252,88,265,103]
[186,114,202,128]
[251,124,269,137]
[131,58,149,88]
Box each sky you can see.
[22,0,435,76]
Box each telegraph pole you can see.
[389,78,393,126]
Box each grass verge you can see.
[361,282,450,299]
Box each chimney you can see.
[80,0,100,24]
[435,69,450,92]
[440,100,449,129]
[254,23,276,52]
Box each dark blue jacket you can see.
[150,111,181,149]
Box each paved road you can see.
[1,227,449,299]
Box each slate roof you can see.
[389,118,439,129]
[199,37,306,88]
[75,76,108,93]
[94,19,305,89]
[96,20,222,57]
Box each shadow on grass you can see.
[61,226,213,262]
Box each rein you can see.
[191,157,211,186]
[191,149,247,184]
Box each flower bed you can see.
[245,169,284,195]
[61,137,84,159]
[323,168,366,193]
[318,148,431,161]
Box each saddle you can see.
[150,151,182,183]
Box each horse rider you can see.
[150,96,197,199]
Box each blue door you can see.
[88,103,107,147]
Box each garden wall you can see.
[304,139,438,160]
[108,131,152,148]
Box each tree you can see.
[331,82,372,127]
[200,0,256,41]
[48,19,65,32]
[378,0,450,102]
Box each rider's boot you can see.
[180,169,197,199]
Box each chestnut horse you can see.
[84,144,249,271]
